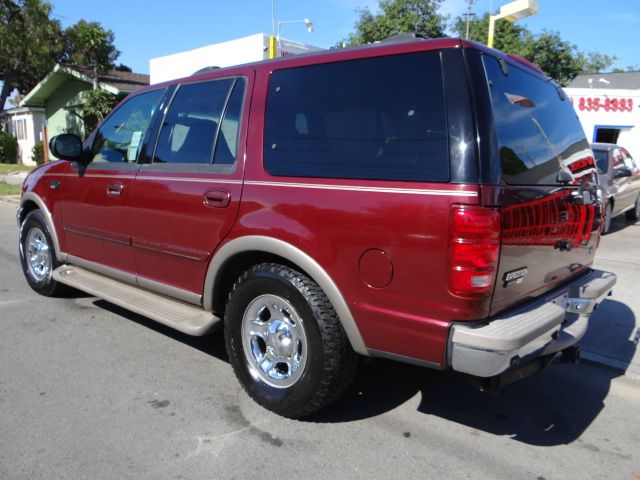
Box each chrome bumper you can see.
[448,269,617,378]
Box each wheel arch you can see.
[19,192,63,262]
[204,235,368,355]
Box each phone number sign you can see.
[570,96,634,112]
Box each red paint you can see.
[21,38,599,369]
[359,249,393,289]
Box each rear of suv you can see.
[18,38,616,418]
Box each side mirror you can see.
[613,167,632,179]
[49,134,83,161]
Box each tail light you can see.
[448,205,501,298]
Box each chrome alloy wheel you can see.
[25,226,52,283]
[241,294,308,388]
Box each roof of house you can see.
[567,71,640,90]
[68,64,150,92]
[20,63,150,108]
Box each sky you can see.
[42,0,638,75]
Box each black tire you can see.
[602,202,613,235]
[625,194,640,221]
[224,263,358,418]
[19,210,65,296]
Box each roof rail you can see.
[379,32,429,44]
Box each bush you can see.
[32,141,45,165]
[0,131,18,164]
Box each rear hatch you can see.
[481,54,600,316]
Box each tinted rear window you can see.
[483,56,591,185]
[264,51,449,182]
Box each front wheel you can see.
[224,263,358,418]
[19,210,65,296]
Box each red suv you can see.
[18,38,616,418]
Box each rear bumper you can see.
[447,269,617,377]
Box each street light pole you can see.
[487,0,538,48]
[270,18,313,59]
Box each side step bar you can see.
[52,265,221,336]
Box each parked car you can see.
[591,142,640,233]
[18,38,616,418]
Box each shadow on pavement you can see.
[311,358,621,446]
[580,299,638,369]
[92,299,229,362]
[606,215,639,235]
[92,298,624,447]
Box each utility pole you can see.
[465,0,475,39]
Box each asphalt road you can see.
[1,199,639,480]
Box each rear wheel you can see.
[224,263,358,418]
[19,210,65,296]
[626,194,640,221]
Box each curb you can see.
[0,195,20,205]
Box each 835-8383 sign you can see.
[570,96,634,112]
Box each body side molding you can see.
[67,254,202,306]
[203,235,368,355]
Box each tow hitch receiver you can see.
[468,346,582,394]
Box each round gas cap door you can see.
[358,249,393,288]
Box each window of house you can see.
[263,52,449,182]
[13,118,27,141]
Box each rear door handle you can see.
[107,182,124,197]
[204,189,231,208]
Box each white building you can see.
[565,71,640,160]
[150,33,323,84]
[0,106,46,165]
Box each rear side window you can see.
[264,51,449,182]
[154,78,242,165]
[483,56,591,185]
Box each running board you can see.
[52,265,221,336]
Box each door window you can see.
[153,78,243,166]
[91,89,165,163]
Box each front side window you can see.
[153,78,243,166]
[91,89,165,163]
[264,51,449,182]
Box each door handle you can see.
[204,189,231,208]
[49,180,61,190]
[106,182,124,197]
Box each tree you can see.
[612,64,640,73]
[522,31,584,86]
[451,13,616,86]
[0,0,63,112]
[581,52,617,74]
[62,20,120,87]
[80,89,119,132]
[345,0,447,46]
[452,12,527,53]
